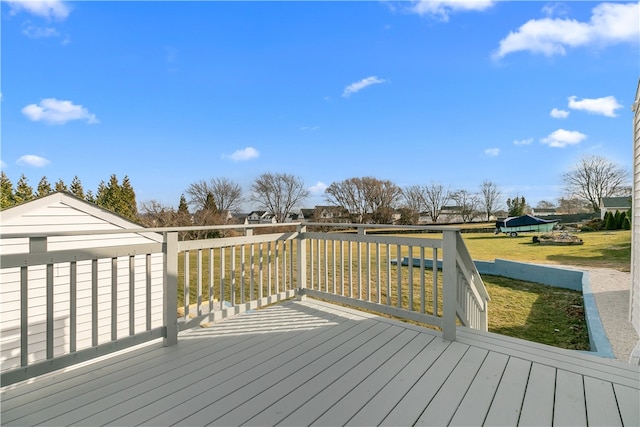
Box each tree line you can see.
[0,154,631,228]
[1,172,139,221]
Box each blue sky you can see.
[2,0,638,211]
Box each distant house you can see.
[0,192,164,372]
[229,212,250,225]
[600,196,632,219]
[299,209,315,221]
[246,211,276,224]
[531,208,557,217]
[315,205,349,222]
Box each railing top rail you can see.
[0,222,460,239]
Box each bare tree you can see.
[325,177,401,224]
[423,182,451,223]
[250,172,309,223]
[556,196,591,214]
[325,177,368,223]
[480,180,502,221]
[185,177,243,213]
[366,178,403,224]
[563,155,630,212]
[451,190,480,222]
[536,200,556,209]
[139,200,176,227]
[401,185,426,224]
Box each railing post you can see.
[163,232,178,346]
[296,224,307,301]
[481,297,489,332]
[442,229,457,341]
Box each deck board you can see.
[518,363,556,426]
[447,351,509,427]
[482,357,531,426]
[2,298,639,427]
[553,370,587,426]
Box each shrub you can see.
[605,212,618,230]
[580,218,603,232]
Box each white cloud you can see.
[309,181,328,195]
[408,0,496,21]
[1,160,7,169]
[513,138,533,146]
[300,126,319,131]
[342,76,385,97]
[226,147,259,162]
[22,98,98,125]
[541,2,569,18]
[567,95,622,117]
[17,154,50,167]
[493,2,639,59]
[484,148,500,157]
[540,129,586,148]
[22,23,59,39]
[550,108,569,119]
[6,0,71,20]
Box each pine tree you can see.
[604,211,617,230]
[178,194,189,215]
[0,172,15,209]
[176,194,192,228]
[54,179,68,192]
[70,175,85,199]
[85,189,96,204]
[120,175,138,221]
[37,176,53,198]
[14,174,35,205]
[618,211,627,230]
[95,175,139,222]
[506,195,526,217]
[614,210,623,229]
[622,216,631,230]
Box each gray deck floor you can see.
[2,299,639,426]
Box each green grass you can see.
[178,229,631,350]
[483,275,589,350]
[460,228,631,271]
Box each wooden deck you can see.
[2,299,639,427]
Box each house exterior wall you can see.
[0,193,164,372]
[631,81,640,336]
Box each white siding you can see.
[632,82,640,336]
[0,193,164,372]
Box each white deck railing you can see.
[0,223,488,386]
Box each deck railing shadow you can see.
[0,222,489,387]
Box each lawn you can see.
[460,228,631,271]
[177,229,630,350]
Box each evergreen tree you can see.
[604,211,617,230]
[95,175,139,222]
[70,175,85,199]
[120,175,138,220]
[14,174,35,205]
[95,180,107,205]
[54,179,68,192]
[0,172,15,209]
[622,215,631,230]
[614,210,623,229]
[617,211,627,229]
[176,194,192,238]
[85,189,96,204]
[506,196,526,217]
[204,192,218,213]
[178,194,189,215]
[37,176,53,198]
